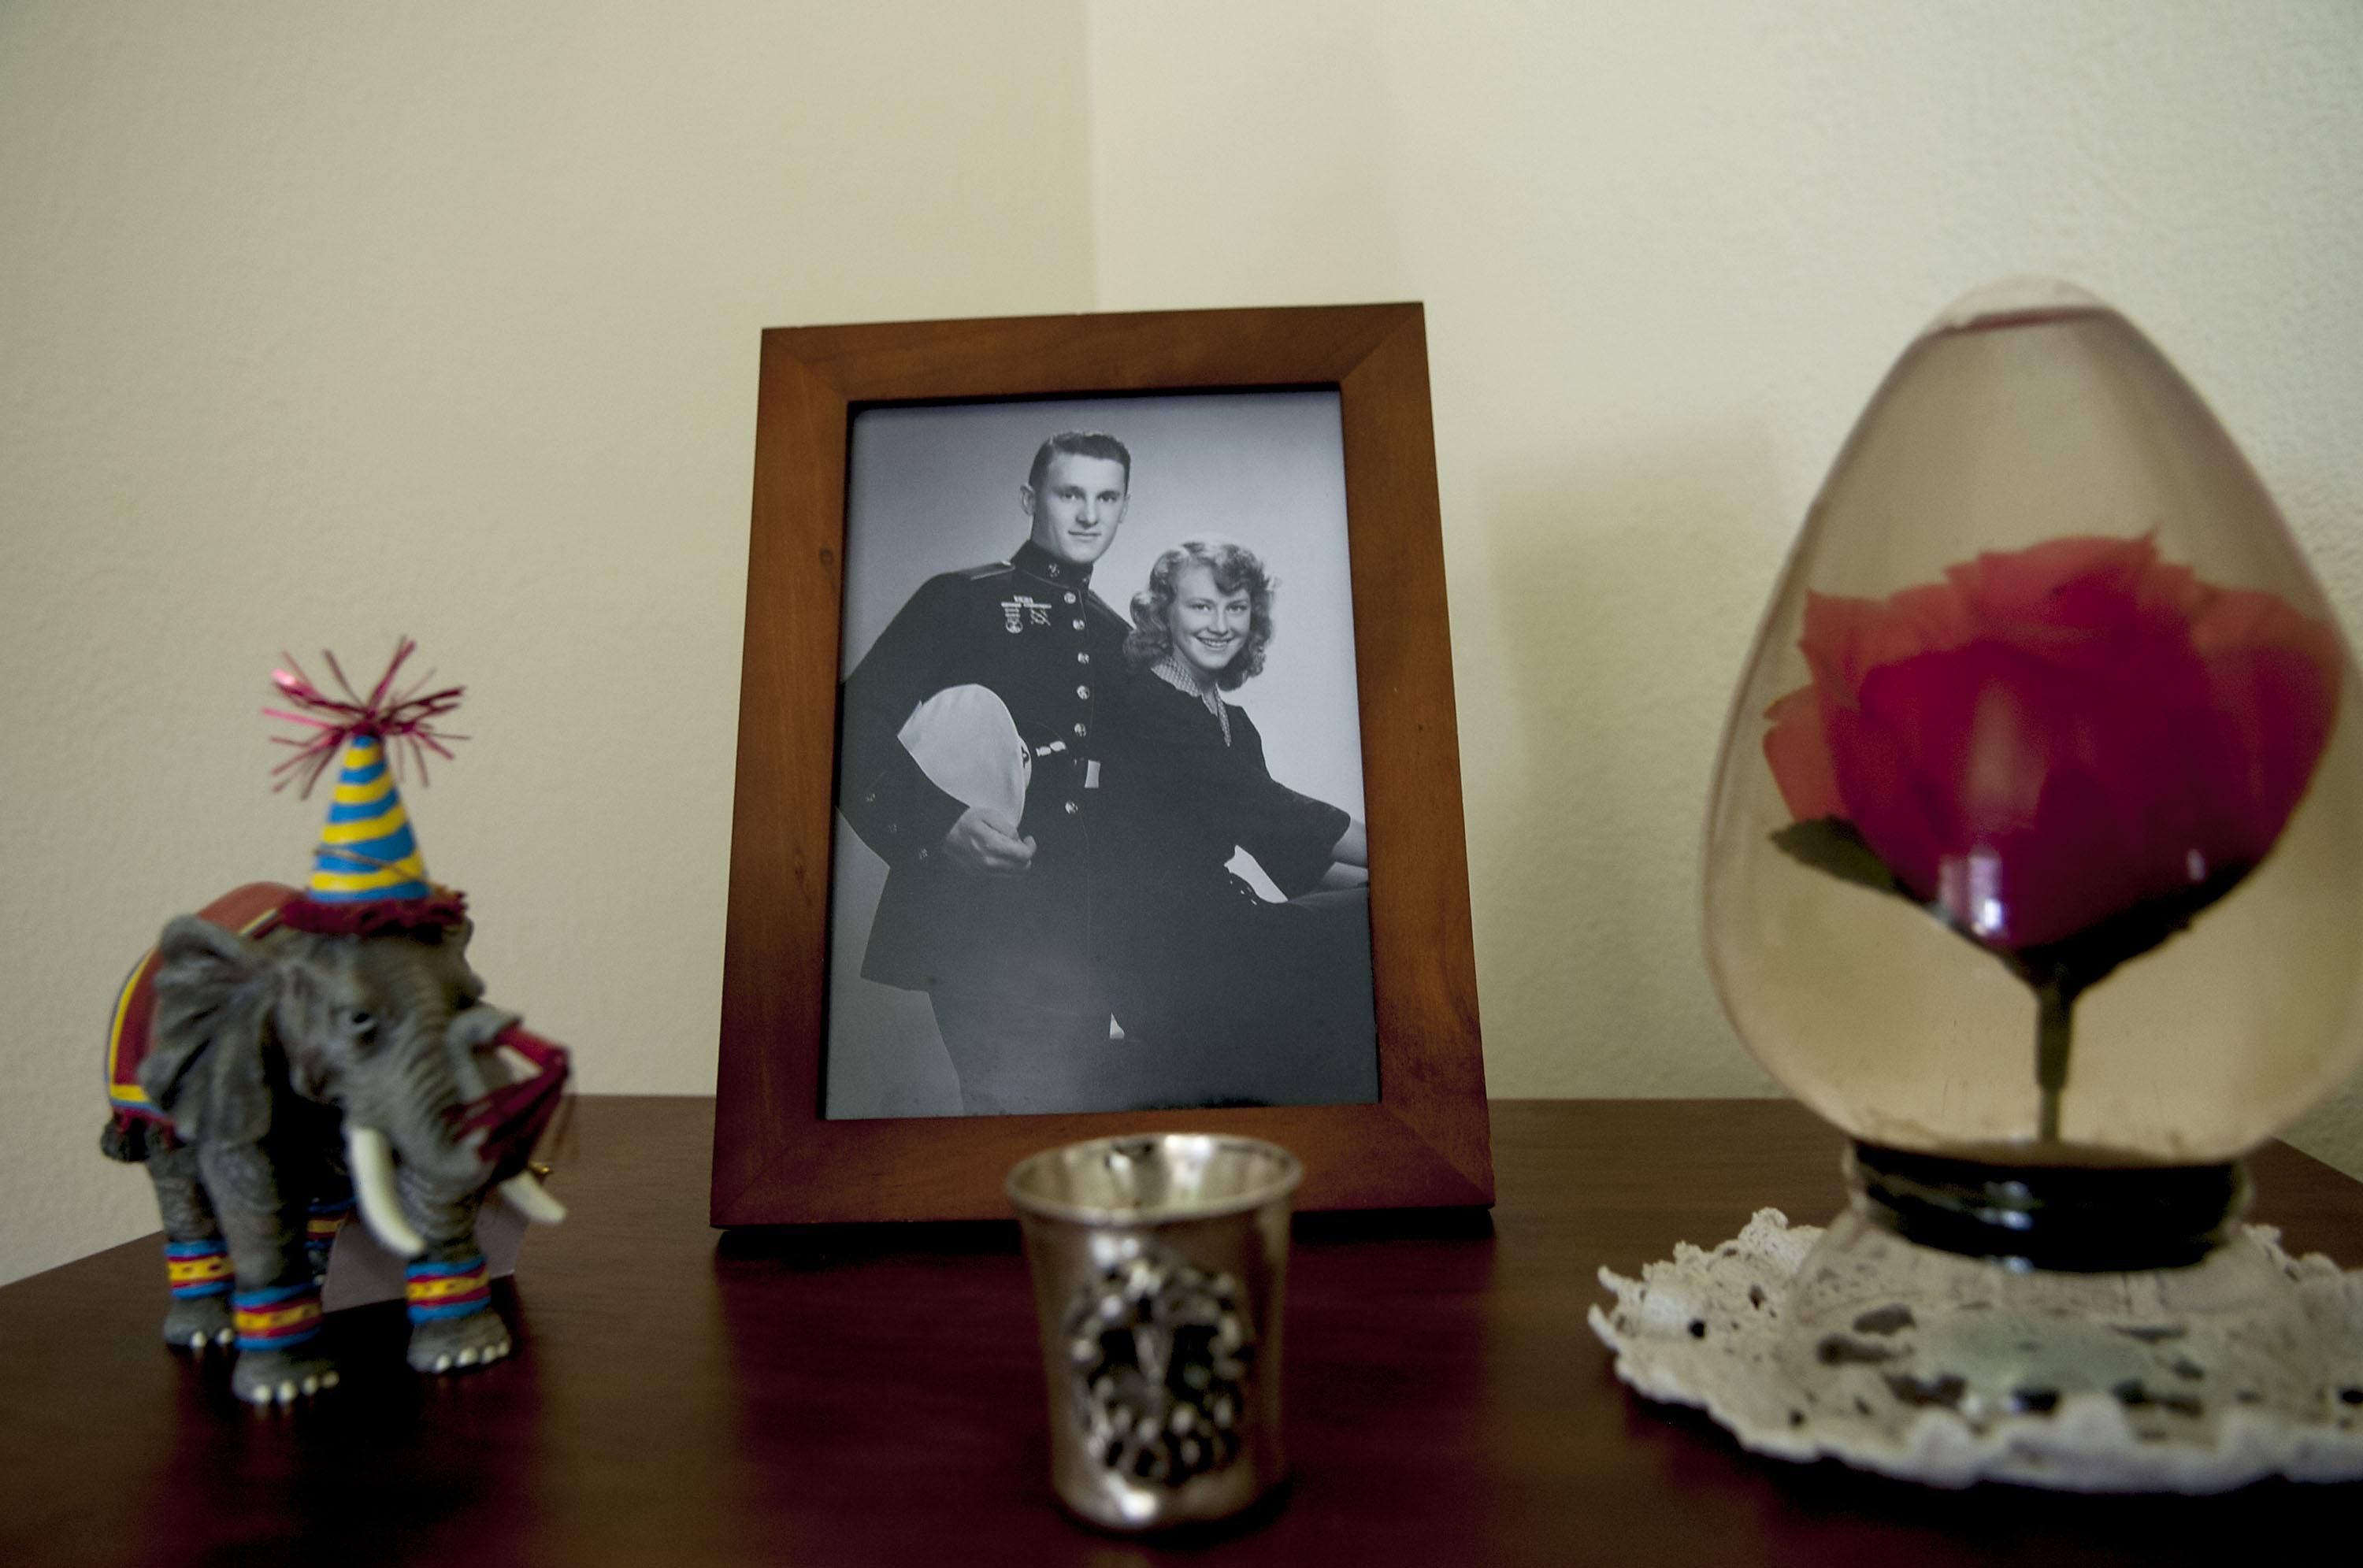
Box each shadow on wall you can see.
[1469,432,1794,1098]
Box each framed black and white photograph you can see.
[713,305,1489,1223]
[826,393,1376,1120]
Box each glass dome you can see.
[1704,280,2363,1166]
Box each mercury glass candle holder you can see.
[1008,1134,1300,1530]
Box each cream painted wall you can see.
[1085,2,2363,1163]
[0,1,1096,1284]
[6,2,2361,1287]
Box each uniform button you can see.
[1063,800,1079,817]
[1077,651,1090,665]
[1072,722,1087,737]
[1076,684,1090,699]
[1063,591,1076,604]
[1070,617,1085,630]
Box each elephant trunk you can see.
[343,1006,572,1254]
[449,1016,571,1227]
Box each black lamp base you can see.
[1849,1141,2249,1273]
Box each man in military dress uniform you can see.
[837,432,1135,1114]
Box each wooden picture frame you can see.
[710,304,1489,1224]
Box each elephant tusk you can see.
[345,1124,426,1259]
[499,1170,567,1225]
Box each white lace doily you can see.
[1590,1210,2363,1492]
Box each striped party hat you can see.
[310,732,431,902]
[265,639,469,935]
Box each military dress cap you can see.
[897,684,1034,827]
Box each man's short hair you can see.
[1027,432,1133,495]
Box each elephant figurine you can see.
[101,880,570,1405]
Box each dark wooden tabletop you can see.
[5,1096,2360,1566]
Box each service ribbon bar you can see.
[232,1281,324,1352]
[405,1255,491,1323]
[164,1238,232,1300]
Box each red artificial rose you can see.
[1763,535,2342,951]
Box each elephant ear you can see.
[143,915,276,1147]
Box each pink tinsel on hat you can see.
[264,637,466,797]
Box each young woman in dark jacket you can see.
[1091,537,1376,1106]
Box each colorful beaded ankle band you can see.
[164,1238,230,1300]
[405,1255,490,1324]
[232,1281,323,1353]
[306,1199,352,1245]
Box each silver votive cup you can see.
[1007,1132,1302,1532]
